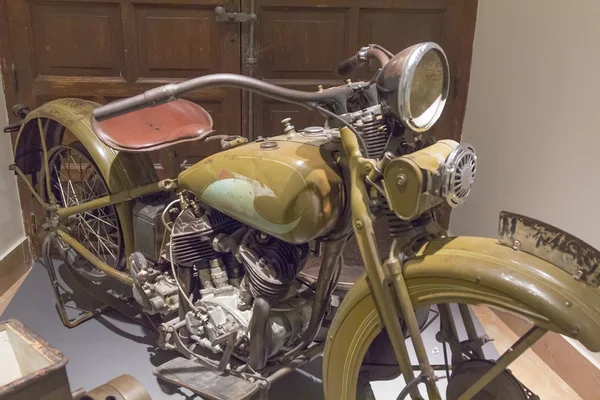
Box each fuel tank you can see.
[177,135,344,244]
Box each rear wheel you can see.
[46,142,124,281]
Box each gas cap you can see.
[302,126,325,137]
[260,140,279,150]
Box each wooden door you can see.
[0,0,475,256]
[2,0,242,168]
[2,0,475,155]
[246,0,476,142]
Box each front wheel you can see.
[355,306,529,400]
[324,285,539,400]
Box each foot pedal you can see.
[154,357,260,400]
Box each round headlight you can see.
[377,42,450,132]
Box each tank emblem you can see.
[200,177,301,235]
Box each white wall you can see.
[0,78,26,259]
[451,0,600,366]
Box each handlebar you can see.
[93,74,355,122]
[336,47,390,77]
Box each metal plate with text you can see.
[498,211,600,287]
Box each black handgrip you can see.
[337,55,363,76]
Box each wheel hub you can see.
[446,360,529,400]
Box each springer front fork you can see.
[339,127,544,400]
[341,126,437,399]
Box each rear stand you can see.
[42,235,157,331]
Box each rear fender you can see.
[13,99,158,255]
[323,236,600,399]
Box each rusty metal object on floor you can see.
[76,375,151,400]
[0,319,72,400]
[0,319,151,400]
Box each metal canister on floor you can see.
[0,319,151,400]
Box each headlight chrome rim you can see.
[398,42,450,133]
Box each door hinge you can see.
[214,6,256,23]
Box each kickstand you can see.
[43,236,109,328]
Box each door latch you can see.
[214,6,256,23]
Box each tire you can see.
[355,305,527,400]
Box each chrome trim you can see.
[441,143,477,207]
[398,42,450,133]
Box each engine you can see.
[343,103,477,256]
[344,104,391,159]
[130,199,312,361]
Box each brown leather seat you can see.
[92,99,214,152]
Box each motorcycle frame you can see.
[17,116,546,399]
[17,139,174,286]
[11,97,600,399]
[10,103,348,364]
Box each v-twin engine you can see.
[130,202,313,363]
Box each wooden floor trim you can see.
[492,308,600,400]
[472,306,581,399]
[0,238,30,298]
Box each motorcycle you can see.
[7,41,600,400]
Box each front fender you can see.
[323,236,600,400]
[13,99,157,254]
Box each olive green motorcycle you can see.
[8,42,600,399]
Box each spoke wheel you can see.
[47,143,124,281]
[357,303,531,400]
[446,360,527,400]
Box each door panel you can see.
[357,7,448,140]
[135,5,219,79]
[260,8,350,80]
[249,0,474,142]
[357,9,446,64]
[30,2,125,78]
[260,100,325,138]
